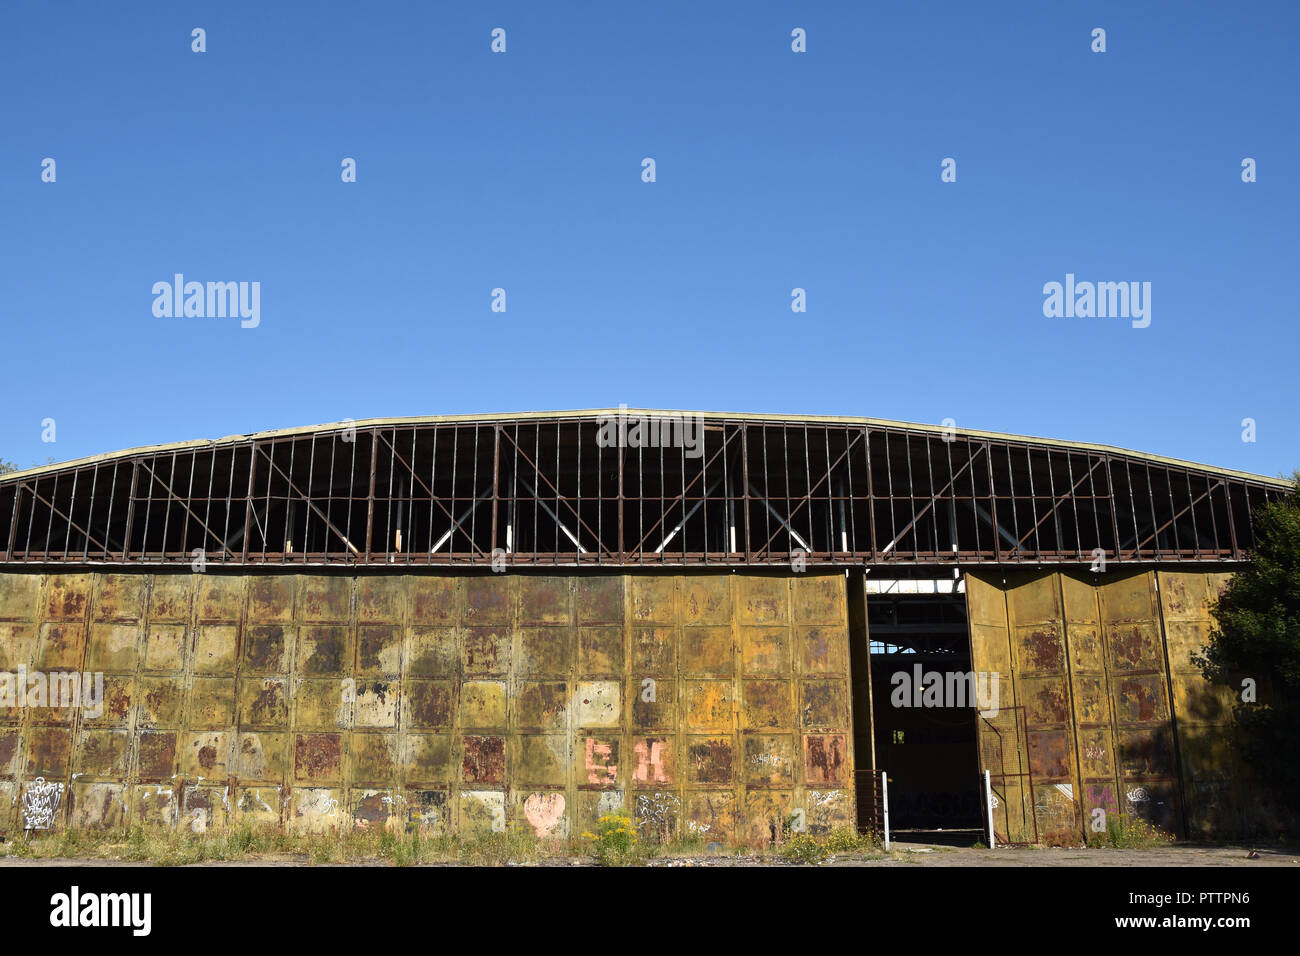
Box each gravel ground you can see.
[0,842,1295,866]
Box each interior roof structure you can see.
[0,410,1286,569]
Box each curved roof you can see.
[0,409,1286,568]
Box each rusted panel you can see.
[682,627,734,676]
[800,624,848,675]
[92,574,146,623]
[247,575,295,623]
[743,735,794,786]
[355,576,404,624]
[349,733,399,785]
[294,732,342,782]
[686,737,733,784]
[357,625,401,677]
[0,573,41,620]
[1157,570,1255,838]
[137,730,177,781]
[966,571,1034,842]
[515,627,572,677]
[459,681,507,729]
[0,623,37,671]
[403,734,452,783]
[634,791,680,841]
[67,782,126,829]
[183,731,231,777]
[291,787,344,834]
[461,734,506,786]
[631,736,676,786]
[735,576,788,626]
[743,679,793,730]
[577,735,619,787]
[407,576,458,625]
[462,576,512,625]
[299,575,352,623]
[514,681,567,731]
[234,731,287,781]
[407,788,448,833]
[576,576,623,624]
[630,676,675,730]
[196,576,243,621]
[1098,571,1181,834]
[741,628,789,675]
[459,789,505,832]
[44,574,93,622]
[680,576,730,625]
[141,624,187,672]
[462,628,510,677]
[147,576,192,623]
[194,625,239,673]
[577,627,623,676]
[512,735,568,787]
[518,576,571,625]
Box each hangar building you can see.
[0,410,1286,843]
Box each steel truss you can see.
[0,412,1283,568]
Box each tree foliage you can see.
[1196,472,1300,803]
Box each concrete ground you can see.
[832,841,1300,867]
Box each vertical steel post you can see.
[984,768,995,848]
[881,770,891,851]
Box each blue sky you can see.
[2,1,1295,478]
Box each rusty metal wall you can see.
[0,569,854,841]
[966,569,1260,843]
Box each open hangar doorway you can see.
[853,575,985,845]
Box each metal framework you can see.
[0,410,1284,568]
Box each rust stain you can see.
[688,739,732,784]
[462,735,506,785]
[295,733,342,778]
[804,734,845,784]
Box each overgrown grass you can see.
[1086,814,1177,849]
[775,827,884,864]
[0,821,889,866]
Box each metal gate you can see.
[978,705,1039,845]
[854,768,890,848]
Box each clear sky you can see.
[2,1,1295,478]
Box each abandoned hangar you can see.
[0,409,1287,844]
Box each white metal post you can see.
[880,770,891,851]
[984,769,995,848]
